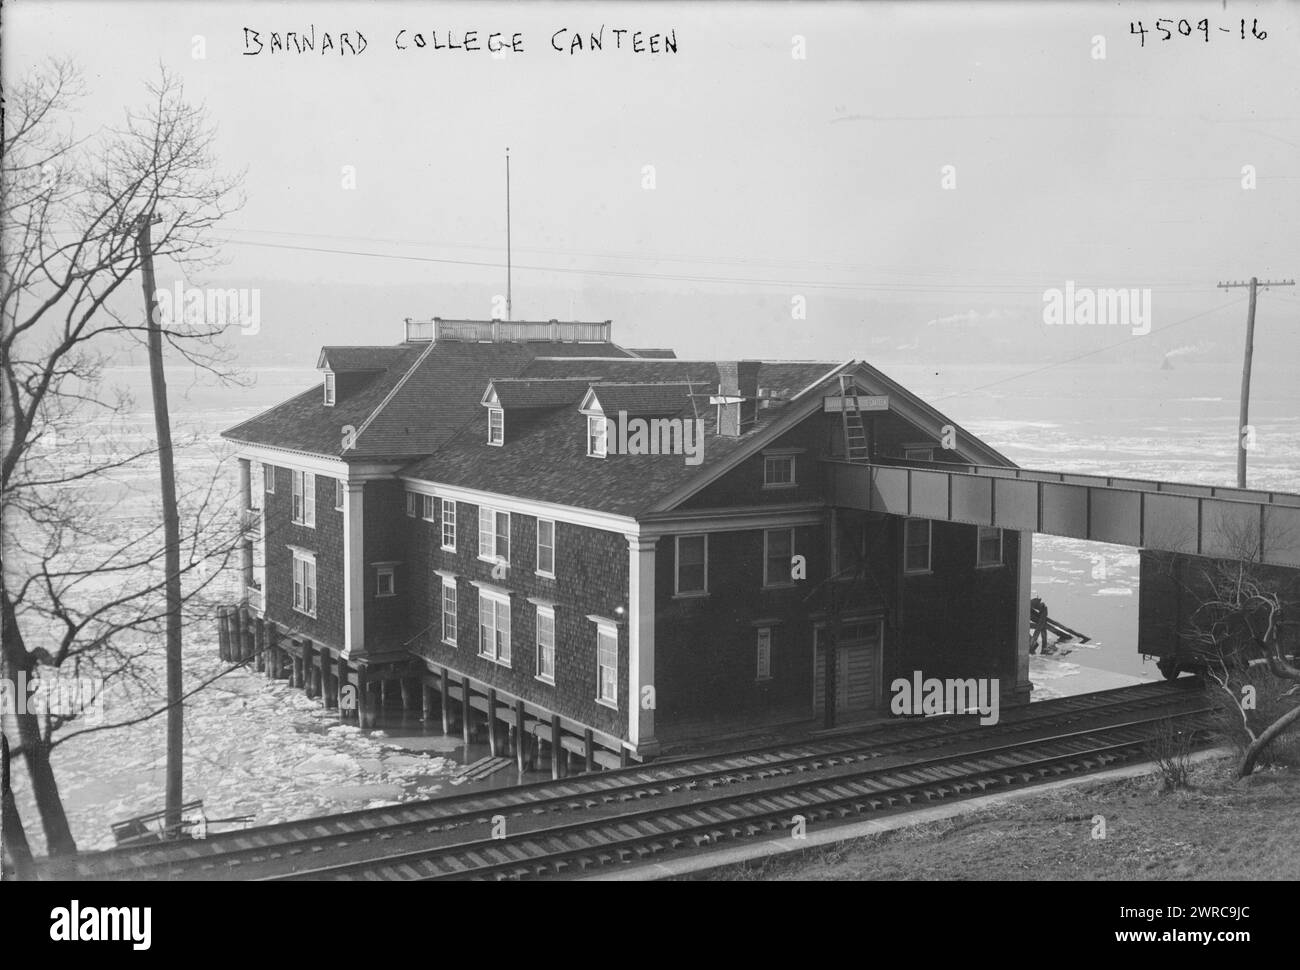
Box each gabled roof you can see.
[316,346,410,372]
[402,359,843,515]
[223,339,633,461]
[581,382,696,416]
[483,378,597,410]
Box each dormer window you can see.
[488,407,504,446]
[587,414,607,458]
[323,371,336,406]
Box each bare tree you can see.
[1155,518,1300,778]
[1,60,245,856]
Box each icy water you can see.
[9,357,1299,852]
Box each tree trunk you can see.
[0,587,76,856]
[138,216,185,833]
[1238,701,1300,778]
[2,733,38,879]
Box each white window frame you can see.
[763,454,796,488]
[323,370,336,406]
[478,506,510,563]
[903,445,935,461]
[595,621,618,708]
[421,493,435,521]
[441,576,457,645]
[674,534,709,596]
[376,565,396,598]
[292,470,315,528]
[587,414,607,458]
[264,464,276,494]
[478,588,512,666]
[441,500,457,551]
[291,548,316,617]
[756,627,772,681]
[536,519,556,578]
[904,518,932,575]
[763,528,795,588]
[976,526,1004,568]
[536,605,556,684]
[334,478,344,511]
[488,407,504,446]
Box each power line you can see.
[931,296,1249,403]
[210,235,1228,296]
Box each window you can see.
[323,371,336,406]
[675,534,708,595]
[406,490,418,517]
[904,446,935,461]
[292,471,315,527]
[264,464,276,494]
[536,519,555,577]
[763,454,796,487]
[904,518,932,574]
[763,529,794,587]
[977,526,1003,567]
[421,494,435,521]
[596,623,617,707]
[536,606,556,683]
[334,479,344,511]
[587,414,607,458]
[375,566,396,597]
[756,628,772,681]
[478,590,511,665]
[441,578,457,645]
[488,407,504,446]
[441,500,457,551]
[478,507,510,562]
[291,549,316,617]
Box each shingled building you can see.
[223,318,1031,768]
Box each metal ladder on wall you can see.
[839,374,870,462]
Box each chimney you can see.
[715,360,760,436]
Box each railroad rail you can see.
[58,679,1210,881]
[275,709,1214,881]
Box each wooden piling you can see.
[461,677,472,747]
[551,715,563,780]
[421,681,433,722]
[439,668,450,735]
[254,618,266,673]
[217,606,231,661]
[237,606,251,660]
[620,747,630,768]
[486,689,498,757]
[400,677,414,712]
[514,700,526,772]
[302,641,316,698]
[356,666,370,727]
[321,650,337,709]
[584,729,595,773]
[337,658,351,718]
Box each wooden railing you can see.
[405,318,611,344]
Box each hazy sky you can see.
[7,0,1299,358]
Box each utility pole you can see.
[131,211,185,834]
[505,147,512,322]
[1216,277,1295,488]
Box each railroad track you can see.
[274,710,1216,881]
[62,679,1208,881]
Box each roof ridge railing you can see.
[404,318,612,344]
